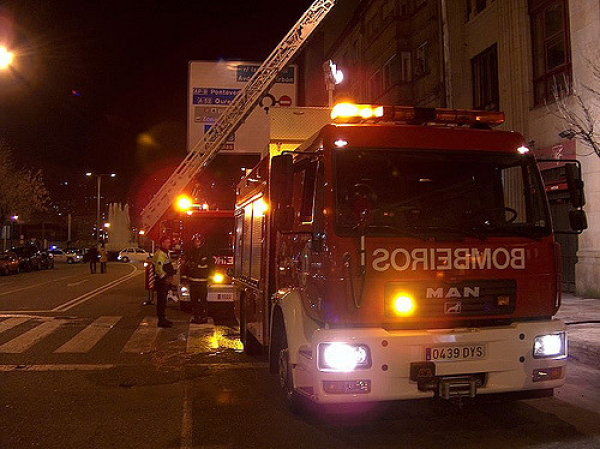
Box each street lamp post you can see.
[86,172,116,242]
[323,60,344,107]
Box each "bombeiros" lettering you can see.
[372,247,526,271]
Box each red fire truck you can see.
[233,103,586,408]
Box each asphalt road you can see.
[1,263,599,448]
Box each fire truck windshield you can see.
[335,149,551,239]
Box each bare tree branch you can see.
[550,60,600,158]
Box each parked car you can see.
[49,249,84,264]
[118,247,151,263]
[39,250,55,269]
[0,251,20,275]
[12,246,42,271]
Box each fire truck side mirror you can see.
[270,154,294,207]
[569,209,587,232]
[565,163,585,208]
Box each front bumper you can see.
[293,320,567,404]
[179,283,234,303]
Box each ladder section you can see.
[141,0,336,232]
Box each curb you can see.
[566,326,600,370]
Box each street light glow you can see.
[85,172,93,177]
[0,46,14,70]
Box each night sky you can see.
[0,0,314,209]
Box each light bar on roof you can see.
[331,103,505,127]
[331,103,384,122]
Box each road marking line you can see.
[53,265,140,312]
[0,274,82,297]
[122,317,159,353]
[0,320,62,353]
[54,316,121,353]
[0,317,30,335]
[0,364,115,372]
[180,383,193,449]
[0,362,267,372]
[67,280,89,287]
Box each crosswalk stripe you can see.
[0,320,62,353]
[54,316,122,353]
[0,317,30,335]
[187,323,216,354]
[122,317,159,354]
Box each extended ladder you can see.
[141,0,336,233]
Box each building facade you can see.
[300,0,446,108]
[445,0,599,296]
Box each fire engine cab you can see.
[233,103,586,408]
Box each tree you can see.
[550,54,600,158]
[0,142,49,222]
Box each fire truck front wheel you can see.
[275,325,302,413]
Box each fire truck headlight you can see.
[318,343,371,372]
[533,332,566,359]
[213,273,225,284]
[392,294,416,317]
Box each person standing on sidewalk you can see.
[180,234,213,324]
[98,242,108,274]
[152,236,175,328]
[88,245,98,274]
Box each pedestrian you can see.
[88,244,98,274]
[180,233,213,324]
[99,242,108,274]
[152,235,176,328]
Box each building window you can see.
[475,0,487,13]
[370,70,382,99]
[472,44,499,110]
[383,55,398,91]
[467,0,490,20]
[530,0,571,105]
[414,42,429,78]
[366,8,380,38]
[399,0,408,16]
[401,51,412,82]
[382,1,395,19]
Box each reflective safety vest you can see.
[152,249,174,279]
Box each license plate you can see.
[425,345,486,362]
[208,292,234,302]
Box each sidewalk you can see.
[556,293,600,369]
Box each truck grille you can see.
[385,280,516,318]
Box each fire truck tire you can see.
[276,326,302,413]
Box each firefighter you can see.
[152,235,176,328]
[180,233,213,324]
